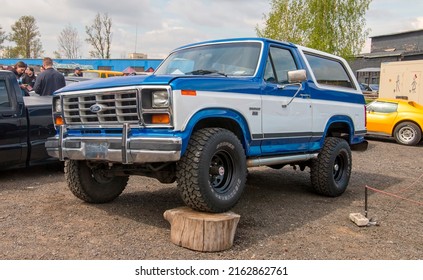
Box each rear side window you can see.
[367,101,398,113]
[305,53,354,89]
[0,80,11,108]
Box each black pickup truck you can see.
[0,70,56,170]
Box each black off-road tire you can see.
[64,160,129,203]
[310,137,352,197]
[176,128,247,213]
[393,122,422,146]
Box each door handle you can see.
[299,94,310,98]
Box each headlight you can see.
[53,97,62,113]
[152,90,169,108]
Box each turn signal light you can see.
[181,90,196,96]
[55,116,64,125]
[152,114,170,124]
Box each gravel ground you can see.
[0,138,422,260]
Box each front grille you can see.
[63,90,139,125]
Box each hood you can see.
[55,74,260,95]
[55,75,176,94]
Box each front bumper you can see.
[45,124,182,164]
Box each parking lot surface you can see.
[0,139,422,259]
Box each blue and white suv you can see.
[46,38,368,213]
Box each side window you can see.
[264,58,276,83]
[264,47,297,84]
[367,101,398,113]
[0,80,11,109]
[305,53,354,89]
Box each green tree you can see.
[257,0,309,45]
[0,25,6,49]
[2,46,20,58]
[9,15,43,58]
[85,13,112,58]
[257,0,371,58]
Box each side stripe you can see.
[253,132,324,139]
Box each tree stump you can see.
[163,207,241,252]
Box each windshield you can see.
[155,42,262,76]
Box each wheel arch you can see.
[180,108,253,155]
[323,115,355,144]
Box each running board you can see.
[247,153,318,167]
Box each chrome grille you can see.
[63,90,139,125]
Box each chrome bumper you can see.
[45,124,182,164]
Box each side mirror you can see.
[279,69,307,108]
[287,69,307,83]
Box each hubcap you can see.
[399,127,415,143]
[333,155,344,182]
[209,151,233,194]
[333,163,339,172]
[218,166,225,176]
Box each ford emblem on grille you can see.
[90,104,104,113]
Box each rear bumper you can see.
[45,125,182,163]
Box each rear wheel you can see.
[65,160,128,203]
[176,128,247,213]
[310,137,352,197]
[393,122,421,146]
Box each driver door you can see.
[0,76,26,169]
[261,46,312,154]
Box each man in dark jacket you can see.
[33,57,66,96]
[74,67,83,77]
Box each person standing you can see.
[74,67,83,77]
[33,57,66,96]
[11,61,28,95]
[11,61,26,80]
[22,67,37,93]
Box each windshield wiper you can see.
[185,69,227,77]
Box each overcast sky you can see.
[1,0,422,59]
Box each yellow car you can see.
[366,98,423,145]
[82,70,124,78]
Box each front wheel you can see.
[176,128,247,213]
[393,122,422,146]
[310,137,352,197]
[65,160,129,203]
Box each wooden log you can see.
[163,207,241,252]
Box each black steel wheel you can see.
[65,160,128,203]
[176,128,247,213]
[310,137,352,197]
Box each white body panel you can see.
[172,90,262,136]
[171,89,366,139]
[311,99,366,133]
[261,94,312,135]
